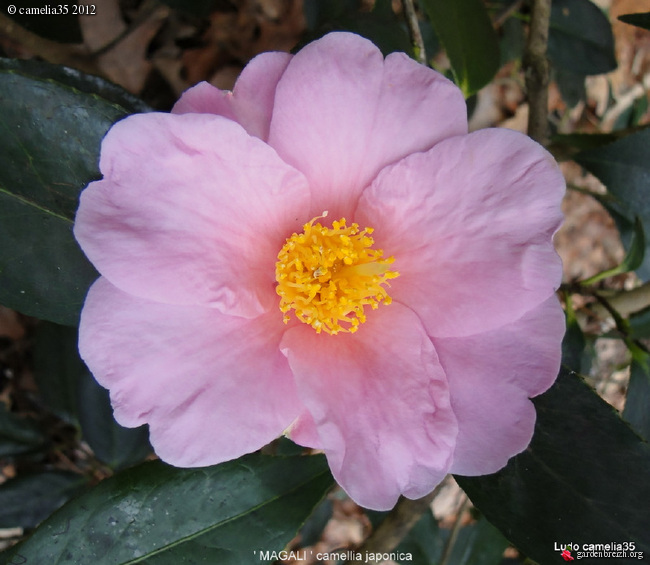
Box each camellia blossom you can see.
[74,32,565,510]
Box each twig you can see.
[402,0,426,65]
[439,495,470,565]
[523,0,552,144]
[493,0,525,29]
[0,12,101,76]
[344,485,443,565]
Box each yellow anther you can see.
[275,215,399,335]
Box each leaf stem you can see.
[401,0,427,65]
[523,0,552,144]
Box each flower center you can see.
[275,213,399,335]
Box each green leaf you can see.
[0,59,150,113]
[370,508,509,565]
[77,370,152,471]
[0,471,88,529]
[618,12,650,31]
[575,129,650,280]
[456,369,650,563]
[420,0,500,97]
[346,9,412,58]
[2,454,333,565]
[554,68,587,108]
[623,355,650,440]
[304,0,358,30]
[562,302,587,374]
[0,405,47,458]
[0,58,149,326]
[301,0,412,57]
[619,216,646,272]
[581,216,645,284]
[550,131,622,158]
[548,0,617,76]
[298,498,332,547]
[32,322,86,423]
[499,16,525,65]
[613,93,649,131]
[393,509,443,564]
[32,321,151,469]
[629,306,650,339]
[440,516,509,565]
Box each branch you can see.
[344,486,442,565]
[402,0,426,65]
[523,0,552,144]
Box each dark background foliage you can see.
[1,1,649,564]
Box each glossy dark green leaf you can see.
[581,216,645,284]
[345,10,412,57]
[394,509,443,565]
[0,59,150,113]
[456,369,650,563]
[562,305,587,374]
[623,355,650,440]
[32,322,85,423]
[554,68,586,108]
[620,217,646,272]
[2,454,333,565]
[550,131,621,157]
[0,471,88,529]
[298,498,332,547]
[301,0,411,57]
[618,12,650,31]
[629,306,650,339]
[0,58,149,326]
[442,517,509,565]
[499,16,525,65]
[548,0,617,75]
[5,4,83,44]
[363,505,508,565]
[613,93,649,131]
[77,370,152,471]
[0,405,46,458]
[32,321,151,469]
[575,129,650,280]
[304,0,358,30]
[420,0,500,97]
[391,509,509,565]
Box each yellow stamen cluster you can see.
[275,214,399,335]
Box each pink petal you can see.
[357,128,565,338]
[171,81,236,120]
[268,32,467,219]
[286,410,323,450]
[74,112,310,318]
[280,304,458,510]
[79,278,302,467]
[433,297,565,476]
[172,51,292,141]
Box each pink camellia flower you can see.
[74,32,565,510]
